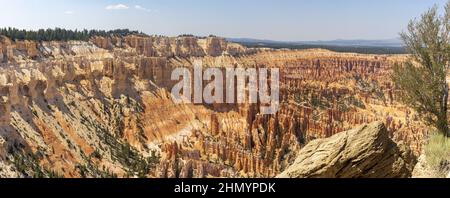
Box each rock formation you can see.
[0,33,426,178]
[277,121,416,178]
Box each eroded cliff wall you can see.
[0,34,424,178]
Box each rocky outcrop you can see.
[413,153,450,178]
[0,36,39,62]
[412,154,438,178]
[277,122,416,178]
[203,37,227,56]
[0,43,4,62]
[90,35,251,58]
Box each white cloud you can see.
[64,10,74,15]
[135,5,151,12]
[105,4,129,10]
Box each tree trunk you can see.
[439,120,450,137]
[441,83,449,137]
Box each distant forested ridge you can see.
[0,27,145,42]
[238,42,407,55]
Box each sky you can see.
[0,0,448,41]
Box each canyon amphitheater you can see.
[0,35,427,178]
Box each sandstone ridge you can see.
[277,121,416,178]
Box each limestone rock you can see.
[0,44,3,62]
[91,36,113,50]
[412,154,436,178]
[277,121,416,178]
[204,37,227,56]
[0,160,21,178]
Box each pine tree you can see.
[0,27,144,41]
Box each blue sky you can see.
[0,0,447,41]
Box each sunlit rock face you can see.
[277,122,416,178]
[0,34,423,178]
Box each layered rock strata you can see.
[0,34,425,178]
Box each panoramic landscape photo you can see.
[0,0,449,179]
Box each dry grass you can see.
[425,132,450,177]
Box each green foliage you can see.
[80,109,160,178]
[12,151,64,178]
[356,76,386,104]
[392,1,450,136]
[75,152,119,179]
[90,149,102,159]
[294,91,365,114]
[0,27,144,41]
[117,143,160,178]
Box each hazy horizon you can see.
[0,0,447,41]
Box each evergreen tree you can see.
[0,27,144,41]
[392,1,450,137]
